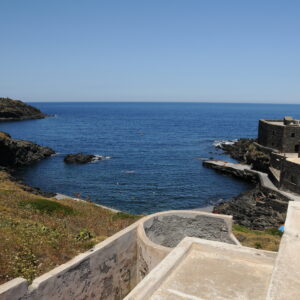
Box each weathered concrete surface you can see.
[144,214,235,247]
[0,222,139,300]
[203,159,258,182]
[125,238,276,300]
[266,201,300,300]
[0,278,28,300]
[25,223,138,300]
[1,209,240,299]
[136,210,239,282]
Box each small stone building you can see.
[258,117,300,153]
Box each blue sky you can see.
[0,0,299,103]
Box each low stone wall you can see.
[0,222,139,300]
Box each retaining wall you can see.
[0,223,139,300]
[0,210,240,300]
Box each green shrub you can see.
[75,229,94,241]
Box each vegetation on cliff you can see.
[0,98,47,121]
[0,170,140,284]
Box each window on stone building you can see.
[291,175,297,184]
[291,133,295,137]
[272,131,275,135]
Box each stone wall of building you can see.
[258,120,285,151]
[258,120,300,153]
[282,126,300,153]
[280,160,300,194]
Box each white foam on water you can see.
[91,155,112,163]
[122,170,136,174]
[213,139,237,148]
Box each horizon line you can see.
[25,100,300,105]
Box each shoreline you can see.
[54,193,120,213]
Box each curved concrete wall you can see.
[136,210,239,282]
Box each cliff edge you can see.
[0,131,55,167]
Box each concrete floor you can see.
[149,243,275,300]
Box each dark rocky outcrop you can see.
[213,187,288,230]
[0,131,55,167]
[0,98,47,121]
[64,153,99,164]
[216,138,270,172]
[216,138,256,162]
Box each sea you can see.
[1,102,299,214]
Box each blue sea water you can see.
[1,102,299,214]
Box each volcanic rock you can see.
[213,187,288,230]
[0,131,55,167]
[64,153,99,164]
[0,98,47,121]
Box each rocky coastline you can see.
[0,131,55,197]
[0,97,47,121]
[211,138,288,230]
[0,131,55,167]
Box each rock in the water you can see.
[64,153,100,164]
[213,187,288,230]
[0,98,47,121]
[0,131,55,167]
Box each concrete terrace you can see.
[125,201,300,300]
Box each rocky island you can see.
[64,153,100,164]
[0,97,47,121]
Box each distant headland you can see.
[0,97,47,121]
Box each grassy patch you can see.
[233,224,282,251]
[0,170,140,284]
[112,211,138,220]
[19,198,74,215]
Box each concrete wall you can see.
[0,210,242,300]
[266,201,300,300]
[0,223,139,300]
[136,210,239,283]
[280,159,300,194]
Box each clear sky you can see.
[0,0,299,103]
